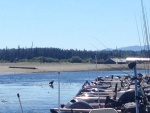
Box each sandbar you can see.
[0,62,148,74]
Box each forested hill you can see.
[0,47,147,63]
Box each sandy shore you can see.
[0,62,148,74]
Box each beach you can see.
[0,62,148,74]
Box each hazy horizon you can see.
[0,44,145,51]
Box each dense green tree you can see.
[69,56,82,63]
[0,47,147,63]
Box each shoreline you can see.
[0,62,148,74]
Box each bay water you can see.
[0,69,146,113]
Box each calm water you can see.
[0,70,146,113]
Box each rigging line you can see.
[135,14,148,75]
[89,43,100,51]
[135,15,143,55]
[90,41,132,74]
[141,18,147,51]
[141,0,150,54]
[144,4,150,74]
[143,2,150,46]
[95,38,110,51]
[141,17,147,51]
[95,38,133,73]
[141,0,150,74]
[141,36,150,75]
[141,20,146,50]
[140,17,149,75]
[139,8,149,75]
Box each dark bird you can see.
[49,80,54,86]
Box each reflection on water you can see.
[0,70,146,113]
[49,84,54,89]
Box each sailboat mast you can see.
[58,72,60,113]
[128,62,139,113]
[95,53,101,108]
[141,0,150,54]
[140,0,150,73]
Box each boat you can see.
[50,72,150,113]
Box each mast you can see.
[58,72,60,113]
[128,62,139,113]
[140,0,150,74]
[141,0,150,51]
[95,53,100,108]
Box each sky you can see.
[0,0,150,51]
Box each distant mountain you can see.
[117,45,150,51]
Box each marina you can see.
[50,63,150,113]
[0,69,147,113]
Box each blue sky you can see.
[0,0,149,50]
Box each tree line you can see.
[0,47,148,63]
